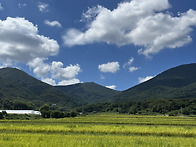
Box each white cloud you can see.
[58,79,81,86]
[38,2,49,12]
[28,58,82,86]
[106,85,116,90]
[44,20,62,28]
[42,78,56,86]
[27,58,50,78]
[139,76,154,83]
[129,66,139,72]
[0,3,3,10]
[0,17,59,65]
[98,62,120,73]
[0,17,81,86]
[123,57,139,72]
[63,0,196,57]
[51,62,81,80]
[123,58,134,69]
[133,10,196,57]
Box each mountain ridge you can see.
[112,63,196,102]
[0,67,84,109]
[0,63,196,110]
[56,82,120,103]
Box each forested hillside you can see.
[112,63,196,102]
[0,64,196,116]
[56,82,120,103]
[0,68,84,110]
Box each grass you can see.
[0,113,195,146]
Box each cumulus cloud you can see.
[27,58,50,78]
[44,20,62,28]
[28,58,82,86]
[98,62,120,73]
[51,62,81,80]
[123,57,139,72]
[63,0,196,57]
[38,2,49,12]
[0,17,59,65]
[139,76,154,83]
[106,85,116,90]
[0,17,81,86]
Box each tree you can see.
[50,111,64,118]
[40,104,50,118]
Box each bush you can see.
[70,111,77,117]
[50,111,64,118]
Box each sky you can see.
[0,0,196,91]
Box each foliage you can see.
[39,104,77,118]
[50,111,64,118]
[1,100,34,110]
[77,98,196,115]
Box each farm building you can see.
[0,110,41,115]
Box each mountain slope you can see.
[112,63,196,102]
[56,82,120,103]
[0,68,84,109]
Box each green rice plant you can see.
[0,120,195,137]
[0,114,195,146]
[0,133,195,147]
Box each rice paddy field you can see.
[0,114,196,147]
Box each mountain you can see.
[56,82,120,103]
[0,68,84,109]
[1,63,196,111]
[112,63,196,102]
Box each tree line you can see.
[75,98,196,116]
[1,98,195,119]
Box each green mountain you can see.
[0,68,84,109]
[112,63,196,102]
[1,63,196,111]
[56,82,120,103]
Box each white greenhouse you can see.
[0,110,41,115]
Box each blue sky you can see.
[0,0,196,91]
